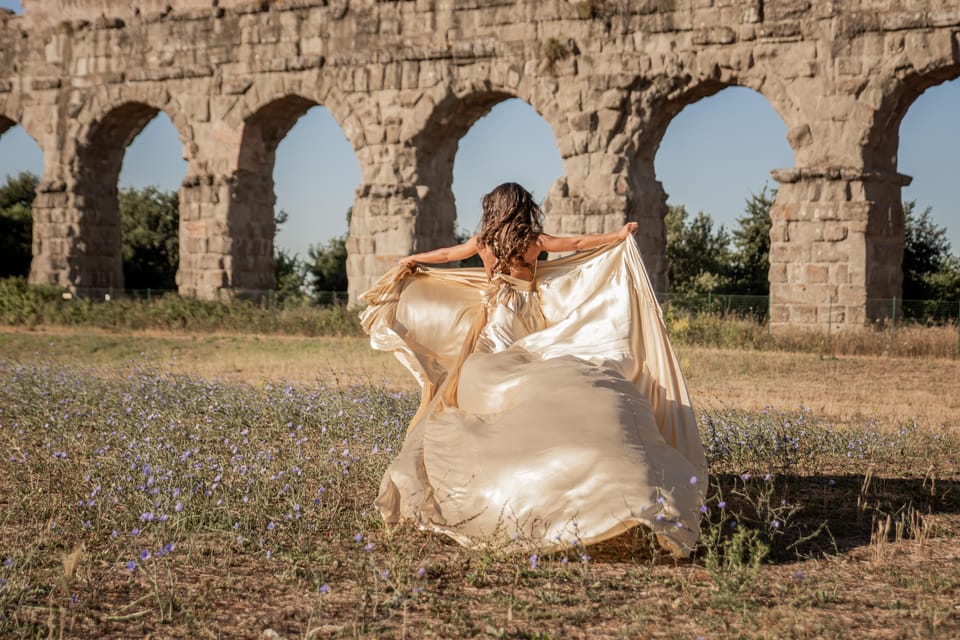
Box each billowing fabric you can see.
[360,238,707,556]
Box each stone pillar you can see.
[769,167,911,330]
[543,152,668,292]
[628,170,670,294]
[178,173,230,299]
[542,150,629,249]
[346,132,457,303]
[28,179,76,289]
[178,93,315,301]
[223,169,277,295]
[347,183,421,302]
[542,177,629,243]
[346,181,456,302]
[178,169,277,300]
[542,78,670,292]
[29,100,169,294]
[29,175,124,293]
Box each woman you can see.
[361,183,706,556]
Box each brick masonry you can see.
[1,0,958,328]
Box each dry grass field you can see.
[0,327,958,639]
[3,327,957,426]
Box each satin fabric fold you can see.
[360,238,707,555]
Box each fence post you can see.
[957,300,959,361]
[827,299,832,355]
[890,296,897,354]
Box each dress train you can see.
[360,238,707,555]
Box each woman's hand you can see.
[618,222,639,239]
[399,256,418,267]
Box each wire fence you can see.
[65,287,960,322]
[67,287,349,308]
[656,292,771,322]
[657,292,960,324]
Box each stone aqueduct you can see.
[1,0,958,328]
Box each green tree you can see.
[274,247,310,304]
[305,206,351,303]
[307,235,348,299]
[921,256,960,302]
[272,209,311,305]
[665,204,733,294]
[731,186,775,295]
[902,200,960,302]
[119,186,180,290]
[0,172,38,278]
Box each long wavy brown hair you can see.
[477,182,543,276]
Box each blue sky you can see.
[1,0,957,258]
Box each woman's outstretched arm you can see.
[399,235,479,266]
[538,222,638,253]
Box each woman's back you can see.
[477,235,543,282]
[395,182,636,282]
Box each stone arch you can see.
[864,62,960,309]
[228,91,361,292]
[75,87,194,165]
[407,78,567,250]
[452,99,565,235]
[408,59,566,151]
[0,94,49,161]
[407,57,567,168]
[621,73,799,290]
[638,74,801,169]
[413,88,516,225]
[238,95,318,176]
[0,110,45,281]
[868,62,960,173]
[226,77,359,156]
[656,84,795,298]
[71,98,192,290]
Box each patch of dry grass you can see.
[3,326,958,426]
[0,326,411,387]
[0,329,958,639]
[683,347,960,427]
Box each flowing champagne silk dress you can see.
[360,238,708,556]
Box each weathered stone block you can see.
[691,27,736,45]
[805,264,829,283]
[769,243,805,263]
[790,304,819,324]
